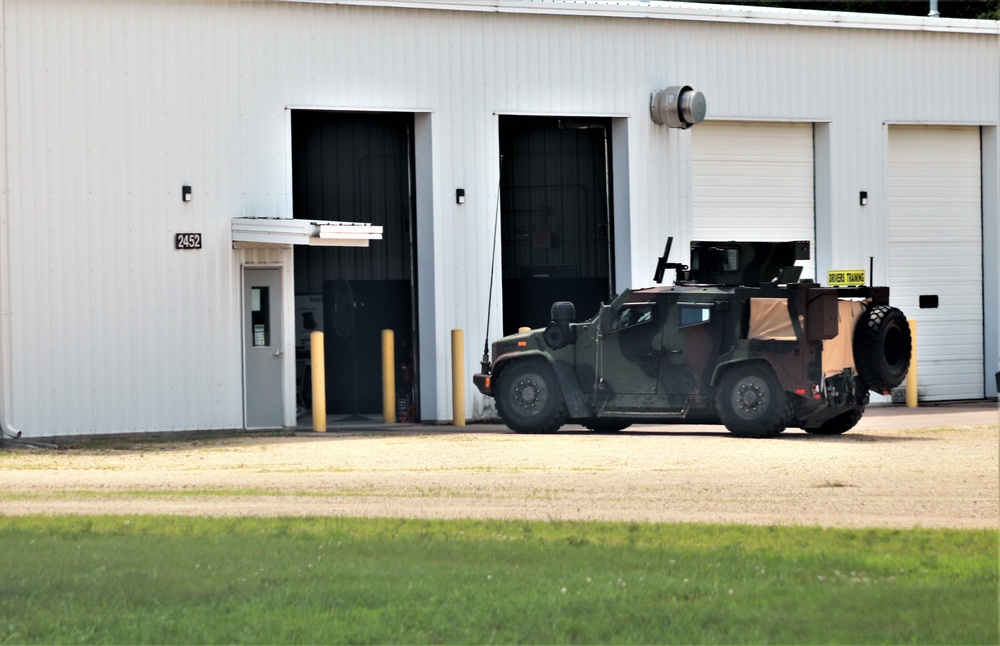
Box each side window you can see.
[611,303,654,332]
[678,303,712,328]
[251,286,271,347]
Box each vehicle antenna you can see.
[481,155,504,374]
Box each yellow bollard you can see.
[906,319,918,408]
[382,329,396,424]
[452,329,465,427]
[310,331,327,432]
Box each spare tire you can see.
[853,305,911,392]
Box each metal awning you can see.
[232,217,383,248]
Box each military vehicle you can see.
[473,239,912,437]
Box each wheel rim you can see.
[732,375,770,421]
[511,372,548,416]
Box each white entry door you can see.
[244,268,285,428]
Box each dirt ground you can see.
[1,403,997,529]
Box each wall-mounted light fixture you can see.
[650,85,707,129]
[860,191,868,206]
[182,185,192,202]
[456,188,465,205]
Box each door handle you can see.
[274,350,283,357]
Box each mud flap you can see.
[798,370,867,429]
[550,361,594,419]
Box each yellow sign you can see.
[827,269,866,286]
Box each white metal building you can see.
[0,0,996,439]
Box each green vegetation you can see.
[0,516,995,644]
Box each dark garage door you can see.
[499,116,614,336]
[292,111,418,419]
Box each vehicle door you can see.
[658,297,726,406]
[590,298,668,410]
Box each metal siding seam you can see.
[0,0,22,438]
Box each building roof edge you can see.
[279,0,1000,34]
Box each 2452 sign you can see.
[175,233,203,250]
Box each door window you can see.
[678,303,712,328]
[251,287,271,347]
[610,303,654,332]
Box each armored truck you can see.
[473,240,912,438]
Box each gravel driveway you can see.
[1,403,997,529]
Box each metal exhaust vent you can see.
[650,85,707,129]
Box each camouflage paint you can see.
[474,241,904,434]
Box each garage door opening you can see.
[291,110,419,421]
[498,116,615,336]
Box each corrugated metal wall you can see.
[3,1,248,434]
[0,0,996,434]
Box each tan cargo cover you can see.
[748,298,799,341]
[822,300,866,378]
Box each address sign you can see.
[175,233,203,250]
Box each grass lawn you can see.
[0,516,996,644]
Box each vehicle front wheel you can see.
[715,363,788,438]
[494,359,568,434]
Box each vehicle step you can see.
[597,408,689,419]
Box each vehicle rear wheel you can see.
[806,389,869,435]
[494,359,568,434]
[853,305,911,392]
[715,363,788,438]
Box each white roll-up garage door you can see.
[888,125,983,401]
[692,121,816,280]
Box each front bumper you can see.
[473,373,493,397]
